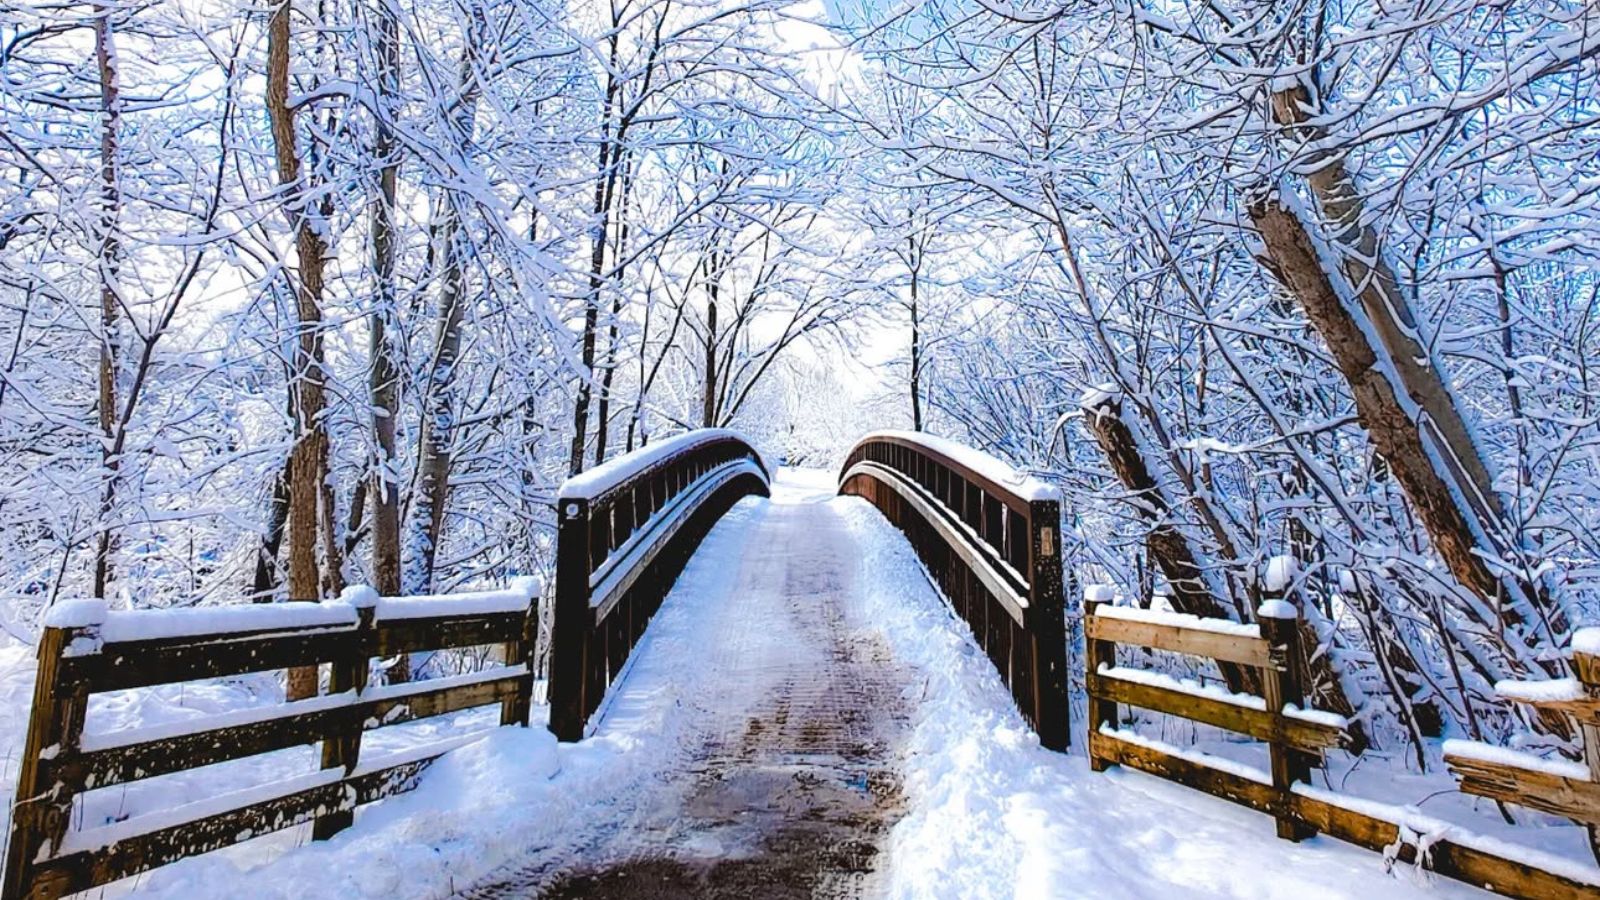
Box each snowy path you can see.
[125,468,1490,899]
[460,470,914,898]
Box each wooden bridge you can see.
[3,432,1597,899]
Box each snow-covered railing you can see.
[2,581,539,900]
[548,429,770,742]
[1444,629,1600,872]
[837,432,1069,751]
[1085,597,1348,844]
[1085,599,1600,899]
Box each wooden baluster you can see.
[1260,603,1316,842]
[314,603,372,840]
[1084,598,1117,772]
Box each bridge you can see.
[3,431,1595,899]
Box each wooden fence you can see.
[1446,636,1600,866]
[1085,599,1600,900]
[2,583,538,900]
[839,432,1069,750]
[548,429,770,741]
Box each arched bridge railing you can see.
[548,429,771,741]
[839,432,1069,750]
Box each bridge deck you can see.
[464,470,913,897]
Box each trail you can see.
[460,471,914,898]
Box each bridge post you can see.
[549,497,591,742]
[1027,498,1071,751]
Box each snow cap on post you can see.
[43,598,109,630]
[508,575,542,603]
[1257,599,1298,620]
[340,584,380,609]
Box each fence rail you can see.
[548,429,770,741]
[838,432,1068,750]
[2,583,538,900]
[1084,598,1600,900]
[1445,636,1600,864]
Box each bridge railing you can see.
[548,429,770,741]
[2,581,538,900]
[838,431,1069,750]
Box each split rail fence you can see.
[1085,598,1600,900]
[2,583,538,900]
[1446,633,1600,868]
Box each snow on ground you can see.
[836,496,1493,900]
[0,467,1558,897]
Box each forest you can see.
[2,0,1598,779]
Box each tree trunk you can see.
[268,0,331,701]
[408,15,484,601]
[1082,392,1256,694]
[1250,196,1565,683]
[368,0,406,681]
[908,246,923,431]
[702,269,719,428]
[91,2,121,600]
[1267,86,1563,655]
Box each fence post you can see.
[1574,650,1600,861]
[1027,498,1070,751]
[313,602,373,840]
[3,624,85,900]
[1259,602,1316,842]
[504,596,539,727]
[549,497,591,742]
[1083,597,1118,772]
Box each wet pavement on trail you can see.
[457,476,914,899]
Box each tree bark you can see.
[1082,393,1256,694]
[409,10,484,600]
[91,2,121,600]
[268,0,331,701]
[1250,196,1564,682]
[1267,86,1563,655]
[368,0,406,681]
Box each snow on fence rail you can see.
[1444,629,1600,872]
[2,581,539,900]
[838,433,1069,751]
[548,429,770,742]
[1085,598,1600,900]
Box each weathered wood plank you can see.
[1088,728,1278,812]
[57,629,359,692]
[374,612,523,657]
[1447,752,1600,827]
[1096,726,1600,900]
[1291,791,1600,900]
[26,753,444,900]
[1088,670,1345,752]
[1086,614,1274,669]
[47,672,524,791]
